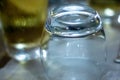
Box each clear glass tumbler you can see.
[43,4,106,80]
[0,0,48,62]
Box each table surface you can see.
[1,13,120,80]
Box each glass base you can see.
[7,47,41,63]
[44,58,102,80]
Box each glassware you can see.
[0,0,48,62]
[43,4,106,80]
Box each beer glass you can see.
[0,0,48,62]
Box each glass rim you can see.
[46,4,103,37]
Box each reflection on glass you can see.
[46,4,102,37]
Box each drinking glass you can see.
[43,4,106,80]
[0,0,48,62]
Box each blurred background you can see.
[49,0,120,17]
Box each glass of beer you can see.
[0,0,48,62]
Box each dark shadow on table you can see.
[0,29,11,68]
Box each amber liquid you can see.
[4,17,44,48]
[0,0,48,49]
